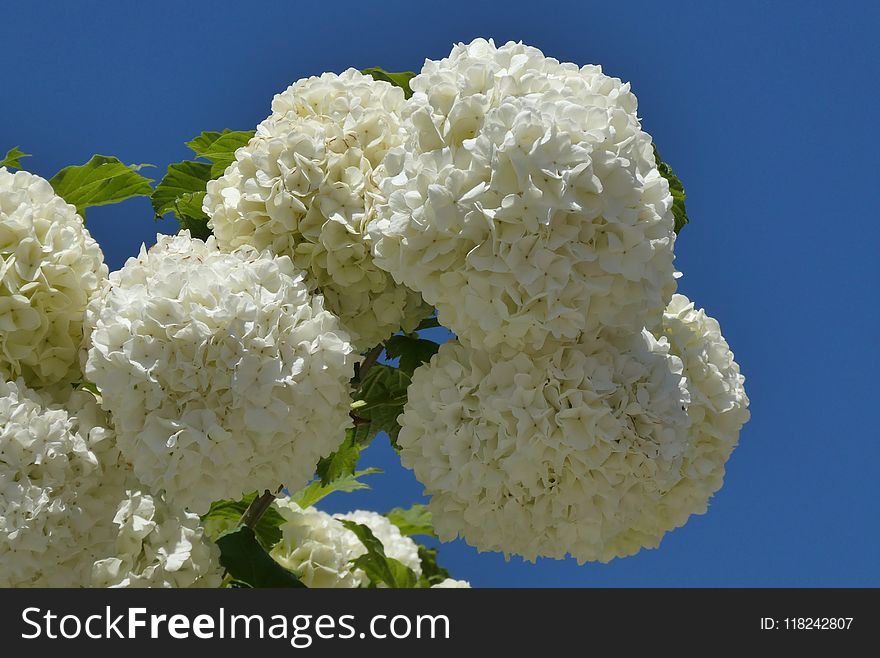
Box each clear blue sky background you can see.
[3,1,878,587]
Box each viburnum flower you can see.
[91,489,223,588]
[84,232,356,513]
[397,331,691,564]
[431,578,471,588]
[272,500,422,587]
[0,167,108,388]
[369,39,677,351]
[204,69,430,349]
[0,380,126,587]
[604,294,750,557]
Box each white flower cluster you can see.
[272,500,422,587]
[431,578,471,588]
[368,39,677,352]
[85,232,356,513]
[398,332,691,564]
[205,69,429,349]
[0,381,125,586]
[0,168,108,388]
[604,294,750,556]
[92,490,223,588]
[388,41,748,565]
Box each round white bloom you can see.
[607,294,750,556]
[333,508,422,577]
[369,39,677,351]
[398,332,690,564]
[272,500,421,587]
[84,232,356,513]
[204,69,430,349]
[431,578,471,588]
[91,490,223,588]
[0,167,108,387]
[0,380,126,587]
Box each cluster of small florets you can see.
[392,39,749,564]
[271,499,422,588]
[84,232,356,514]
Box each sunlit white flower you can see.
[398,332,690,563]
[84,232,356,513]
[606,294,750,556]
[91,490,223,588]
[272,499,422,587]
[369,39,677,351]
[0,381,125,586]
[431,578,471,588]
[205,69,429,349]
[0,168,108,387]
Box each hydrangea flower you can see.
[84,232,356,513]
[204,69,430,349]
[0,381,126,586]
[605,294,750,557]
[431,578,471,588]
[272,500,422,587]
[91,490,223,588]
[0,168,108,387]
[369,39,677,351]
[397,331,690,564]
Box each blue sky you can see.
[3,1,878,586]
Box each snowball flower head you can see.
[607,294,750,555]
[369,39,677,351]
[0,168,108,387]
[272,500,421,587]
[205,69,429,349]
[91,490,223,588]
[431,578,471,588]
[0,381,126,586]
[84,232,356,513]
[398,332,690,564]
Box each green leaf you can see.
[417,546,451,587]
[415,315,441,331]
[362,68,416,99]
[351,364,411,446]
[215,526,306,588]
[291,468,381,509]
[384,334,439,376]
[185,129,254,176]
[48,155,154,217]
[316,429,361,484]
[201,492,286,550]
[151,160,214,238]
[385,504,436,538]
[1,146,31,170]
[653,145,688,233]
[151,160,212,218]
[339,521,418,588]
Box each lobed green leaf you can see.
[339,521,418,588]
[362,67,416,98]
[48,155,154,217]
[653,145,689,233]
[385,504,436,538]
[215,526,306,588]
[1,146,31,170]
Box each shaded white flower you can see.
[0,381,126,587]
[272,499,421,587]
[397,332,690,564]
[431,578,471,588]
[607,294,750,556]
[205,69,429,349]
[369,39,677,351]
[0,168,108,387]
[91,489,223,588]
[84,232,356,513]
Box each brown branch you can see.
[238,485,283,529]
